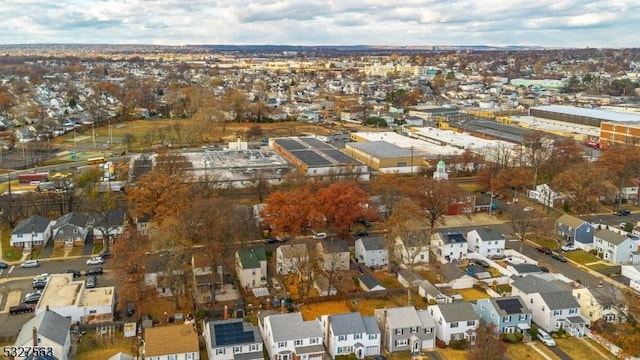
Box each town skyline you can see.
[2,0,640,48]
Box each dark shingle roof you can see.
[358,272,385,290]
[12,215,51,235]
[437,302,478,323]
[321,239,349,253]
[471,227,504,241]
[359,236,386,251]
[439,231,467,244]
[15,310,70,348]
[595,229,631,246]
[330,312,367,336]
[53,212,87,229]
[540,291,579,310]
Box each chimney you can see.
[32,326,38,348]
[223,304,229,320]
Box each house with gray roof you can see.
[354,236,388,267]
[594,228,639,265]
[358,272,386,292]
[573,286,627,324]
[473,297,531,335]
[10,215,53,250]
[374,306,436,353]
[203,318,263,360]
[51,212,89,248]
[427,302,479,346]
[556,214,594,247]
[14,309,71,360]
[431,231,468,262]
[235,248,267,289]
[319,312,381,359]
[417,280,451,304]
[511,274,587,336]
[316,239,350,272]
[259,312,324,360]
[466,227,505,258]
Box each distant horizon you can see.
[2,1,639,48]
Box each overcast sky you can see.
[1,0,639,47]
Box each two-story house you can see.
[204,318,263,360]
[556,214,595,249]
[52,212,89,248]
[573,286,627,324]
[10,215,53,250]
[427,302,479,346]
[466,227,505,258]
[144,324,200,360]
[14,309,71,360]
[431,231,468,262]
[276,243,309,276]
[236,248,268,289]
[354,236,388,267]
[473,297,532,335]
[511,275,587,336]
[259,312,324,360]
[394,236,429,267]
[594,228,639,264]
[320,312,381,359]
[316,239,350,272]
[374,306,436,353]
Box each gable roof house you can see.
[144,324,200,360]
[374,306,436,353]
[354,236,388,267]
[91,209,127,245]
[437,262,476,290]
[259,312,324,360]
[466,227,505,258]
[594,228,639,265]
[203,318,263,360]
[236,248,268,289]
[572,286,627,324]
[316,239,350,272]
[14,309,71,360]
[418,279,451,304]
[431,231,468,262]
[528,183,564,207]
[51,212,89,248]
[511,275,587,336]
[394,236,429,267]
[276,243,309,277]
[320,312,381,359]
[10,215,54,250]
[473,297,532,335]
[358,271,386,292]
[427,302,479,346]
[556,214,594,248]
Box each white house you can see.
[319,312,381,359]
[622,265,640,292]
[374,306,436,353]
[204,319,263,360]
[276,243,309,276]
[427,302,479,345]
[394,236,429,267]
[466,228,505,258]
[10,215,53,250]
[14,309,71,360]
[259,312,324,360]
[144,324,200,360]
[236,248,268,289]
[593,228,639,265]
[317,240,350,272]
[431,231,468,262]
[528,183,564,207]
[354,236,388,267]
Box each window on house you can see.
[310,338,319,344]
[250,344,259,351]
[424,328,432,333]
[294,340,303,346]
[450,322,459,328]
[215,349,225,355]
[278,342,287,348]
[542,306,545,312]
[167,355,177,360]
[354,333,362,340]
[467,321,475,326]
[502,316,511,322]
[530,299,534,304]
[410,327,418,333]
[519,315,527,321]
[395,329,403,335]
[338,335,346,341]
[569,308,578,314]
[234,346,241,353]
[395,339,408,347]
[369,334,377,340]
[553,310,562,316]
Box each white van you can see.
[536,329,556,347]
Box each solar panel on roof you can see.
[299,137,332,149]
[322,149,358,164]
[495,298,523,315]
[294,150,333,166]
[275,138,306,150]
[214,321,255,346]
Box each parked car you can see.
[536,247,552,255]
[9,303,35,315]
[312,232,328,239]
[23,293,42,305]
[86,275,97,288]
[620,222,630,229]
[99,250,112,259]
[474,259,491,268]
[618,209,631,216]
[86,256,104,265]
[66,269,81,278]
[0,261,8,269]
[32,280,48,290]
[86,267,104,276]
[537,329,556,347]
[551,253,568,262]
[561,244,578,252]
[355,230,369,237]
[20,260,39,268]
[264,238,279,244]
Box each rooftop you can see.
[352,131,462,157]
[272,137,363,168]
[409,126,515,151]
[208,318,261,347]
[144,324,199,357]
[80,287,115,307]
[531,105,640,123]
[37,273,83,310]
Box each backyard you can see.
[75,330,138,360]
[300,293,427,321]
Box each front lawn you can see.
[556,338,617,360]
[92,244,104,254]
[563,250,600,265]
[531,238,560,250]
[506,343,547,360]
[1,226,23,261]
[588,263,615,272]
[435,347,469,360]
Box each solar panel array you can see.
[214,321,255,346]
[495,298,524,314]
[275,138,307,150]
[299,137,332,149]
[323,149,359,164]
[294,150,333,166]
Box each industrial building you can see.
[502,116,599,141]
[446,118,541,144]
[344,141,418,173]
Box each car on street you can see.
[86,275,97,288]
[23,292,42,304]
[66,269,81,278]
[0,261,8,269]
[86,256,104,265]
[618,209,631,216]
[561,244,578,252]
[32,280,48,290]
[536,247,552,255]
[20,260,39,268]
[312,232,328,239]
[264,238,279,244]
[99,250,112,259]
[551,253,568,262]
[537,329,556,347]
[86,267,104,276]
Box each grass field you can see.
[556,338,617,360]
[563,250,600,265]
[506,343,549,360]
[588,263,615,272]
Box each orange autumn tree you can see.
[261,186,323,239]
[316,182,377,238]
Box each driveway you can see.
[548,345,572,360]
[425,352,444,360]
[39,239,54,258]
[82,232,94,256]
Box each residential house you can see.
[313,275,338,296]
[10,215,53,250]
[144,253,184,297]
[135,214,153,238]
[203,318,263,360]
[397,269,424,288]
[236,248,268,289]
[259,312,324,360]
[358,272,386,292]
[418,280,451,304]
[394,236,429,267]
[14,309,71,360]
[144,324,200,360]
[473,297,532,335]
[374,306,436,353]
[91,209,127,245]
[431,231,468,262]
[556,214,594,248]
[621,264,640,292]
[192,253,217,304]
[620,178,640,201]
[354,236,388,267]
[276,243,309,277]
[528,183,564,207]
[573,286,627,323]
[466,227,506,258]
[317,240,350,272]
[437,262,476,289]
[320,312,381,359]
[52,212,89,248]
[594,228,639,264]
[511,275,587,336]
[427,302,479,346]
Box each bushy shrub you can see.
[335,354,357,360]
[529,324,539,338]
[502,332,524,343]
[589,249,598,256]
[449,339,469,350]
[436,338,447,348]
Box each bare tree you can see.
[507,205,536,253]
